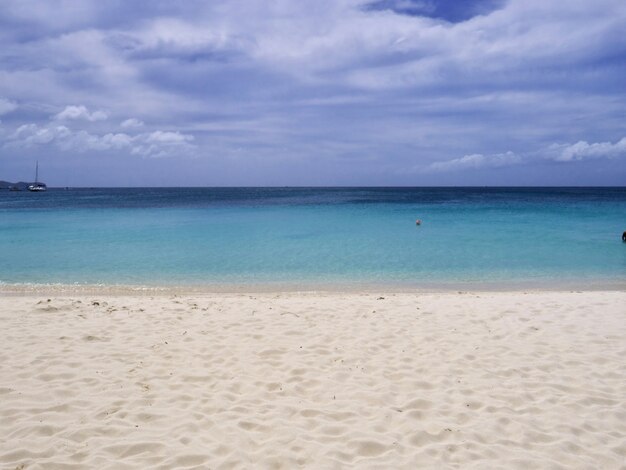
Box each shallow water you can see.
[1,187,625,287]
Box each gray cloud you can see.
[0,98,18,115]
[0,0,625,185]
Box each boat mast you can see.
[35,161,39,183]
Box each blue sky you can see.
[0,0,625,186]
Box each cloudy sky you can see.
[0,0,625,186]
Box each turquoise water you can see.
[1,188,625,287]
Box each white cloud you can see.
[424,136,626,173]
[56,130,134,152]
[54,105,108,121]
[132,131,195,158]
[0,98,18,115]
[10,123,71,145]
[145,130,194,143]
[4,122,195,158]
[548,137,626,162]
[427,151,521,172]
[120,118,144,128]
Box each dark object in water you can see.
[622,231,626,242]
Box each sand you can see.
[1,290,625,469]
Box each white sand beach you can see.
[1,290,625,469]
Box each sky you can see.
[0,0,625,186]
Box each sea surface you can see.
[1,187,625,288]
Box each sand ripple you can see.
[1,291,625,468]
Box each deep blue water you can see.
[1,187,625,287]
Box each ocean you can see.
[1,187,625,288]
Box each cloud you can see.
[365,0,436,16]
[427,151,522,172]
[0,98,18,115]
[54,105,108,121]
[131,131,195,158]
[61,131,134,152]
[0,0,624,185]
[145,130,194,143]
[9,123,71,145]
[426,136,626,173]
[547,137,626,162]
[107,19,255,63]
[4,122,195,158]
[121,118,144,128]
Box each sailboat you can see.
[28,161,47,192]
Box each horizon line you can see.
[3,185,626,189]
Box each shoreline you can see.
[1,278,625,296]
